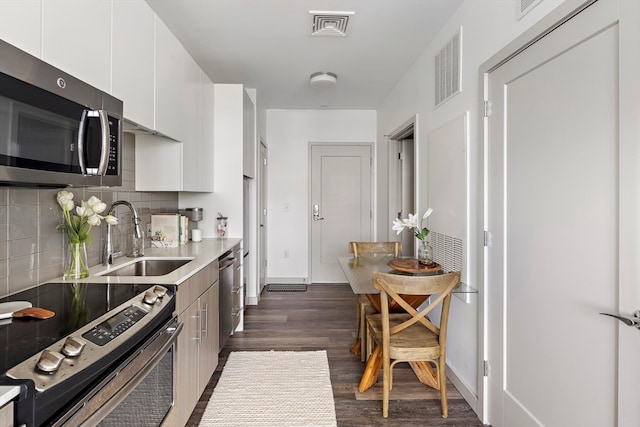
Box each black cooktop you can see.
[0,282,158,375]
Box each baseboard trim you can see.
[267,277,309,285]
[446,363,479,416]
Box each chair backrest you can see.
[372,271,460,342]
[349,241,402,258]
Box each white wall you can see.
[376,0,567,414]
[265,110,376,282]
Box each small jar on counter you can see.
[216,214,228,239]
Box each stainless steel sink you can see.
[100,258,192,277]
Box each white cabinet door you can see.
[199,71,215,192]
[0,0,42,58]
[181,52,201,191]
[42,0,111,92]
[135,70,216,192]
[112,0,154,129]
[135,135,181,191]
[242,90,256,178]
[154,16,184,141]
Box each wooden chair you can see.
[348,241,402,362]
[349,241,402,258]
[366,271,460,418]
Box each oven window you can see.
[98,349,174,426]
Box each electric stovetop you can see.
[0,282,159,375]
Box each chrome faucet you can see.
[103,200,144,265]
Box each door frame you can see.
[308,141,374,283]
[387,115,417,256]
[478,0,640,424]
[258,140,268,296]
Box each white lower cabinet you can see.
[163,260,219,427]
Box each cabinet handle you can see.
[201,303,208,338]
[193,311,201,342]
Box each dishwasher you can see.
[218,250,236,351]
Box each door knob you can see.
[599,311,640,328]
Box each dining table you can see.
[337,255,472,393]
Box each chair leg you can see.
[439,357,448,418]
[355,298,361,340]
[359,301,367,362]
[382,352,390,418]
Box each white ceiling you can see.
[145,0,463,110]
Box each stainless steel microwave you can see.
[0,39,122,187]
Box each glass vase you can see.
[64,241,89,280]
[417,239,433,265]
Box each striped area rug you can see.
[199,350,337,427]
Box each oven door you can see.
[53,318,183,427]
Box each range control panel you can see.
[83,306,147,345]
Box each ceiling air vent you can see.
[434,27,462,107]
[309,11,354,37]
[517,0,544,19]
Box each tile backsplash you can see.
[0,133,178,298]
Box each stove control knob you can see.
[37,350,65,373]
[153,285,168,298]
[143,290,158,305]
[62,336,87,357]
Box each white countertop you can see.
[46,238,242,286]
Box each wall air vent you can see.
[309,11,355,37]
[517,0,544,19]
[434,27,462,107]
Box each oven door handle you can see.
[56,318,183,427]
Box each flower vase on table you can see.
[392,207,435,265]
[417,239,434,265]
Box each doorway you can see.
[309,143,372,282]
[388,118,416,256]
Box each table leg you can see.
[358,344,382,392]
[409,361,440,390]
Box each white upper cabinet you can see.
[136,69,215,192]
[180,52,201,190]
[41,0,111,93]
[243,90,256,178]
[154,16,185,141]
[199,71,215,192]
[135,134,182,191]
[0,0,42,58]
[112,0,154,130]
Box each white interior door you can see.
[310,144,372,282]
[485,1,640,426]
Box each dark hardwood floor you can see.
[187,283,485,427]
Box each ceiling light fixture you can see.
[310,72,337,89]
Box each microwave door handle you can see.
[97,110,110,175]
[77,109,89,174]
